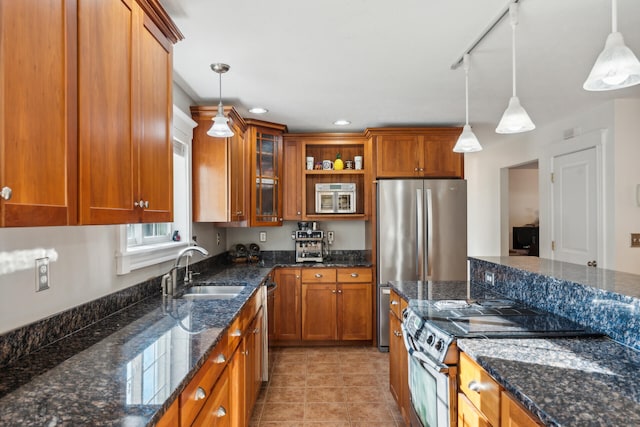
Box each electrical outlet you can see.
[484,271,495,285]
[327,231,334,244]
[35,257,50,292]
[216,232,221,246]
[259,231,267,242]
[631,233,640,248]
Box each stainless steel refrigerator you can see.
[377,179,467,350]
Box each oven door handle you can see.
[401,324,449,374]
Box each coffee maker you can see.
[293,222,325,262]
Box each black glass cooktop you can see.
[407,299,600,338]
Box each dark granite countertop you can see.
[0,266,268,426]
[0,259,373,426]
[389,280,502,302]
[458,337,640,427]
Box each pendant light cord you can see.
[510,3,518,97]
[463,54,470,126]
[611,0,617,32]
[218,72,223,105]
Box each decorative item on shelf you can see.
[306,156,314,170]
[344,160,354,169]
[322,160,333,170]
[334,153,344,170]
[207,63,234,138]
[314,162,323,170]
[248,243,261,263]
[354,155,363,170]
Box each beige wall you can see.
[466,99,640,274]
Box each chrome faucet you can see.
[162,245,209,296]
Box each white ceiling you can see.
[161,0,640,137]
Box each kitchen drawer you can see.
[301,268,336,283]
[389,289,403,319]
[227,314,243,354]
[180,336,229,426]
[459,352,501,426]
[337,267,372,283]
[192,367,230,427]
[458,392,491,427]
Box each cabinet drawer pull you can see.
[253,328,260,334]
[215,406,227,418]
[195,387,207,401]
[213,353,226,364]
[468,380,482,393]
[337,289,342,293]
[0,186,12,200]
[350,273,359,278]
[393,330,402,337]
[332,290,336,294]
[314,273,322,278]
[230,328,242,337]
[390,300,399,306]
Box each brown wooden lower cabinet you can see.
[388,290,410,426]
[273,268,302,341]
[458,351,543,427]
[180,289,264,427]
[156,398,179,427]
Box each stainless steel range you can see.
[401,298,600,427]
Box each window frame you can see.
[116,106,197,275]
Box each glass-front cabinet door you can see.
[248,121,286,226]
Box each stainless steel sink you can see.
[180,285,246,299]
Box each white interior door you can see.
[551,147,598,266]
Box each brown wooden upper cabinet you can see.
[0,0,77,227]
[246,120,287,227]
[191,106,249,224]
[368,128,464,178]
[282,134,372,221]
[78,0,177,224]
[0,0,181,227]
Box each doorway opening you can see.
[507,161,539,257]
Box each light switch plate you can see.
[259,231,267,242]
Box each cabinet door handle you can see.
[195,387,207,401]
[213,353,226,364]
[390,300,399,306]
[350,273,359,277]
[314,273,322,278]
[468,380,482,393]
[393,330,402,337]
[253,328,260,334]
[297,211,301,215]
[236,211,243,215]
[337,289,342,293]
[332,290,337,294]
[0,186,12,200]
[414,167,419,171]
[134,200,144,208]
[215,406,227,418]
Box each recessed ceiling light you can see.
[333,119,351,126]
[249,107,268,114]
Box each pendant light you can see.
[583,0,640,91]
[207,63,234,138]
[496,3,535,134]
[453,54,482,153]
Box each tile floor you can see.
[249,346,405,427]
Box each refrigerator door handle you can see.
[425,188,433,279]
[416,189,425,280]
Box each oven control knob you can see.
[426,334,435,345]
[435,339,444,351]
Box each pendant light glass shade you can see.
[453,54,482,153]
[207,63,234,138]
[496,96,535,134]
[583,0,640,91]
[207,101,234,138]
[495,3,535,134]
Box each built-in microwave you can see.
[315,183,356,214]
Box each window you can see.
[116,106,197,275]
